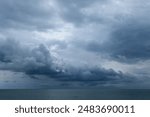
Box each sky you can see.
[0,0,150,89]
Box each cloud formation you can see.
[105,24,150,61]
[0,38,129,81]
[0,38,57,74]
[0,0,59,30]
[0,0,150,88]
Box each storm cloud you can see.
[106,24,150,61]
[0,38,131,84]
[0,0,150,88]
[0,0,59,30]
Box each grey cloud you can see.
[106,24,150,61]
[0,38,58,75]
[72,0,150,62]
[86,23,150,62]
[0,38,134,85]
[59,66,133,82]
[0,0,150,88]
[56,0,106,25]
[0,0,57,30]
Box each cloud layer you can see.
[0,0,150,88]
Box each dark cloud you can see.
[0,0,150,88]
[56,0,106,25]
[63,0,150,63]
[0,0,57,30]
[86,23,150,62]
[106,24,150,61]
[56,0,88,24]
[0,38,58,75]
[0,38,134,85]
[57,66,133,83]
[82,21,150,63]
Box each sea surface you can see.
[0,89,150,100]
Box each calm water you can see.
[0,89,150,100]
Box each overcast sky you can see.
[0,0,150,88]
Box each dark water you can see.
[0,89,150,100]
